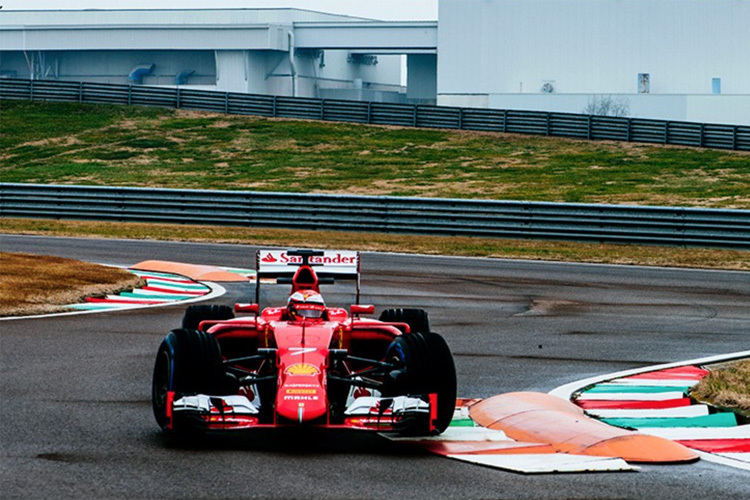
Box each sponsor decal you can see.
[284,395,320,401]
[284,363,320,376]
[286,388,317,395]
[309,254,357,265]
[261,251,358,266]
[278,253,356,265]
[261,253,278,263]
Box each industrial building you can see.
[0,8,437,104]
[1,1,748,124]
[437,0,750,125]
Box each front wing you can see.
[167,392,433,432]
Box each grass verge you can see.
[2,217,749,271]
[1,101,749,208]
[0,251,141,317]
[691,359,750,419]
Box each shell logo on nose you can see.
[284,363,320,376]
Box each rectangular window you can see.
[712,78,721,94]
[638,73,650,94]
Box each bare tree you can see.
[583,95,630,117]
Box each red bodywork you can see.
[172,256,422,432]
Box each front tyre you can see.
[384,331,457,435]
[151,328,229,433]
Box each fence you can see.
[1,183,748,249]
[1,78,748,151]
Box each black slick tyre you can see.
[378,308,430,334]
[384,331,457,435]
[181,304,234,331]
[151,328,229,433]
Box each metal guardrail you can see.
[2,183,749,249]
[1,78,748,151]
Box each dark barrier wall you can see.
[2,183,748,249]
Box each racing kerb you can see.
[2,183,749,249]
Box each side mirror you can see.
[235,303,259,315]
[350,304,375,316]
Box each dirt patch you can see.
[129,156,159,165]
[208,120,234,129]
[173,109,233,120]
[116,119,143,130]
[265,138,300,151]
[20,135,83,148]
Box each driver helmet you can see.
[287,290,326,320]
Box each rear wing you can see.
[255,249,361,304]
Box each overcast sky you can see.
[0,1,439,21]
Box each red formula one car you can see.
[151,249,457,436]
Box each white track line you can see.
[636,425,750,441]
[608,378,700,387]
[696,452,750,471]
[127,289,197,298]
[575,391,686,401]
[585,405,709,419]
[715,453,750,464]
[447,454,638,474]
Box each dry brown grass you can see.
[0,251,141,317]
[691,359,750,418]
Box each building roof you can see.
[0,8,375,26]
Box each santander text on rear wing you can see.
[255,249,362,303]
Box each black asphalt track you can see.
[1,235,749,498]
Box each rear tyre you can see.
[384,331,457,435]
[181,305,234,331]
[378,308,430,334]
[151,328,231,433]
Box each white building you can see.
[0,8,437,103]
[1,2,748,124]
[437,0,750,124]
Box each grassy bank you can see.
[0,251,141,316]
[692,359,750,419]
[2,100,749,208]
